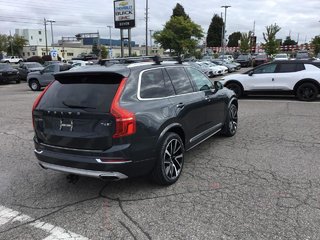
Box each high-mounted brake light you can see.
[111,78,136,138]
[32,81,53,129]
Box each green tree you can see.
[239,31,252,53]
[206,14,223,47]
[283,36,297,46]
[263,23,281,55]
[227,31,241,47]
[91,42,100,56]
[100,45,108,59]
[311,35,320,56]
[153,16,203,56]
[0,34,9,53]
[6,34,28,56]
[172,3,189,19]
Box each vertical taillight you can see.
[110,78,136,138]
[32,82,53,129]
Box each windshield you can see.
[255,55,267,59]
[275,54,287,58]
[0,64,13,70]
[25,63,43,68]
[237,55,249,60]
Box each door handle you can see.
[272,78,274,81]
[176,103,185,109]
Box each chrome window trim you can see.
[137,66,199,101]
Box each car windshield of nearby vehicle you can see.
[255,55,267,59]
[0,63,12,70]
[186,67,213,91]
[253,63,277,74]
[237,55,249,60]
[26,63,43,68]
[275,54,288,58]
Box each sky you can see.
[0,0,319,46]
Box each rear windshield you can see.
[37,74,122,113]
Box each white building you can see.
[15,29,51,46]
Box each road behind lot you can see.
[0,82,320,240]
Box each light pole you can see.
[46,20,55,49]
[221,5,231,61]
[149,29,153,49]
[145,0,149,56]
[107,25,112,58]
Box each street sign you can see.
[50,49,58,60]
[114,0,135,29]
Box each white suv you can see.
[0,56,23,64]
[220,60,320,101]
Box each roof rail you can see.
[99,55,185,66]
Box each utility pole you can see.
[46,20,55,49]
[44,18,48,55]
[221,6,231,61]
[107,26,112,58]
[9,30,13,56]
[149,29,153,48]
[145,0,148,56]
[220,12,224,55]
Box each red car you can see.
[253,54,270,66]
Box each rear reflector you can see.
[96,158,132,164]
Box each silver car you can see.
[27,63,71,91]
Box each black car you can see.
[0,63,20,84]
[32,60,238,185]
[18,62,44,81]
[235,54,252,67]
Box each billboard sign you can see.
[114,0,135,29]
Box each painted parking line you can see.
[0,205,88,239]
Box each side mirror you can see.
[248,70,254,76]
[214,81,223,90]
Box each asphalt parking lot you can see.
[0,80,320,240]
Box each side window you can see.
[43,65,56,73]
[140,69,175,99]
[186,67,213,91]
[277,63,297,73]
[253,63,277,74]
[166,67,194,95]
[296,63,305,71]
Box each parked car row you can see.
[0,63,20,84]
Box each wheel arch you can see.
[157,123,186,146]
[293,79,320,93]
[27,77,39,84]
[224,80,244,92]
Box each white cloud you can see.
[0,0,318,45]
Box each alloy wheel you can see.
[163,138,183,180]
[228,105,238,135]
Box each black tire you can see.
[225,82,243,98]
[221,103,238,137]
[151,132,184,185]
[29,79,41,91]
[296,83,318,101]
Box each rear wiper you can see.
[62,101,96,109]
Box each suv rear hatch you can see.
[33,71,126,151]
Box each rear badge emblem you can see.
[59,120,74,131]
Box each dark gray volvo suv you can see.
[32,60,238,185]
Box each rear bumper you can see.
[38,160,128,179]
[34,141,156,179]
